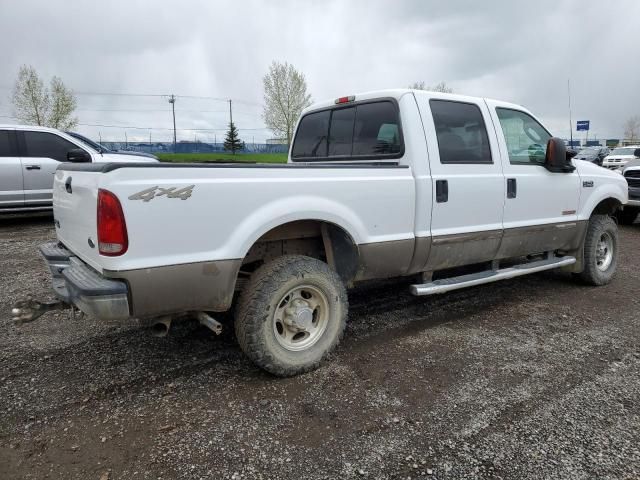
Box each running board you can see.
[410,256,576,296]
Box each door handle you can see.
[435,179,448,203]
[25,165,41,170]
[507,178,517,199]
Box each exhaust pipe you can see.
[151,316,172,337]
[196,312,223,335]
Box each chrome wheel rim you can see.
[595,232,614,271]
[272,285,329,351]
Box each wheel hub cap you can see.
[273,285,329,352]
[285,300,314,331]
[595,232,614,272]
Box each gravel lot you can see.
[1,212,639,480]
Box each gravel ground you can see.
[1,212,639,480]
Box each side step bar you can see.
[410,256,576,296]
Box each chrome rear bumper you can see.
[39,241,131,320]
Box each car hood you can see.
[622,158,640,172]
[97,153,159,163]
[111,150,158,159]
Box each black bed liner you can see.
[56,161,408,173]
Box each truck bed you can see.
[53,161,417,273]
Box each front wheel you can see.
[235,255,348,377]
[577,215,618,286]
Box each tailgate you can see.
[53,168,103,272]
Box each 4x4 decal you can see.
[128,185,195,202]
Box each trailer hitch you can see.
[11,296,73,325]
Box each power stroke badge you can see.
[128,185,195,202]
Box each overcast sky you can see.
[0,0,638,143]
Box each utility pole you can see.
[228,99,233,126]
[567,79,573,149]
[99,132,102,144]
[125,131,128,149]
[168,94,177,153]
[149,131,152,153]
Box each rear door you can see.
[18,130,85,206]
[486,100,581,258]
[0,129,24,208]
[416,95,505,270]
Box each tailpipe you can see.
[196,312,223,335]
[151,316,172,337]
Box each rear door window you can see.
[292,100,403,161]
[0,130,17,157]
[430,100,492,164]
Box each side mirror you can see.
[634,148,640,158]
[545,137,575,173]
[67,148,91,163]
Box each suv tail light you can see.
[97,189,128,256]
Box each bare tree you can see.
[262,61,312,145]
[408,81,454,93]
[624,116,640,143]
[11,65,77,129]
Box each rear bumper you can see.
[40,241,131,320]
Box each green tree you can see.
[11,65,77,129]
[224,122,243,154]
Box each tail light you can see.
[97,189,128,256]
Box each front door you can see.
[18,131,80,206]
[486,100,582,258]
[0,129,24,209]
[416,95,505,271]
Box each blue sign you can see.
[577,120,590,131]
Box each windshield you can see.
[65,131,111,153]
[611,147,635,156]
[577,148,597,155]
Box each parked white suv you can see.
[15,90,628,376]
[602,145,640,169]
[0,125,157,212]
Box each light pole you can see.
[168,94,177,152]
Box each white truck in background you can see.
[14,89,628,376]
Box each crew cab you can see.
[0,125,157,212]
[15,89,628,376]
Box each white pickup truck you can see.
[16,89,628,376]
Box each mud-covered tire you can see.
[577,215,618,286]
[616,207,639,225]
[235,255,348,377]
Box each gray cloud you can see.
[0,0,638,142]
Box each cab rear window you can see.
[292,100,403,161]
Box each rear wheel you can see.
[616,207,639,225]
[577,215,618,286]
[235,255,348,376]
